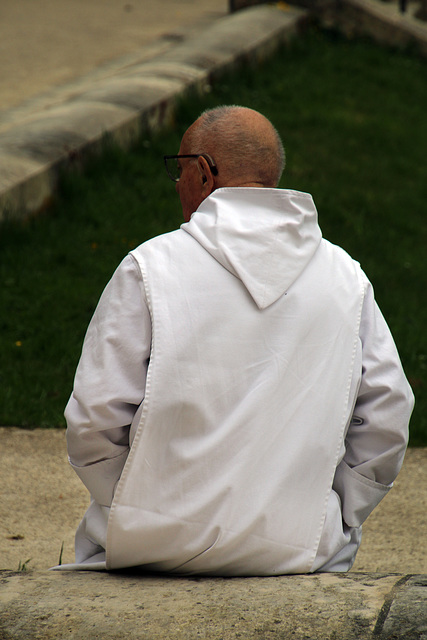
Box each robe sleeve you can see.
[65,254,151,506]
[333,278,415,528]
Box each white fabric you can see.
[54,188,413,574]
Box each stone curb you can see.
[0,5,308,222]
[320,0,427,53]
[0,570,426,639]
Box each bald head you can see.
[184,106,285,189]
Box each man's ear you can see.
[197,156,215,193]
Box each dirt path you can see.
[0,428,425,573]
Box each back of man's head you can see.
[187,106,285,188]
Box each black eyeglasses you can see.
[163,154,218,183]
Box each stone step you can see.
[1,570,426,639]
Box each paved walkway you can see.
[1,0,427,221]
[0,0,228,113]
[0,1,308,219]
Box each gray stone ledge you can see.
[0,570,425,639]
[0,154,54,216]
[319,0,427,54]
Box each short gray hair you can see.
[189,106,285,187]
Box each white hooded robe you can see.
[57,188,414,574]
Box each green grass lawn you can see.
[1,27,426,444]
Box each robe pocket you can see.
[333,459,391,528]
[70,449,129,507]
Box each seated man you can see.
[57,106,414,574]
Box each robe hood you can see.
[182,188,322,309]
